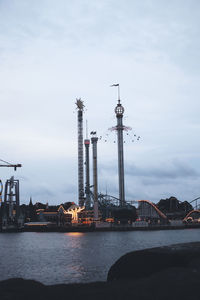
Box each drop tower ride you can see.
[76,98,85,207]
[112,84,126,207]
[84,121,91,210]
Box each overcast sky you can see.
[1,0,200,205]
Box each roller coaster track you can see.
[183,209,200,221]
[189,197,200,209]
[138,200,167,219]
[98,193,138,206]
[89,191,138,207]
[189,197,200,204]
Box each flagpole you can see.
[118,85,120,104]
[110,84,120,103]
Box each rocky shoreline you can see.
[1,242,200,299]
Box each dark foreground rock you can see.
[1,242,200,300]
[107,241,200,281]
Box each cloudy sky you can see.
[0,0,200,205]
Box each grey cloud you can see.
[31,188,55,197]
[62,184,77,194]
[125,161,199,180]
[1,0,200,205]
[16,176,30,183]
[98,160,200,202]
[100,160,199,180]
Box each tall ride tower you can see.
[76,98,85,207]
[91,132,99,220]
[84,122,91,210]
[112,84,126,207]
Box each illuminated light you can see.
[66,206,85,223]
[57,204,85,223]
[82,220,92,224]
[64,232,85,237]
[84,139,90,145]
[105,218,114,223]
[183,210,200,221]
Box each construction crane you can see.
[0,159,22,171]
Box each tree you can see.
[113,207,137,224]
[157,196,193,219]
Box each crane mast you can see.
[0,159,22,230]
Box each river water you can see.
[0,229,200,285]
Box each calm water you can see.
[0,229,200,284]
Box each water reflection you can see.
[1,229,200,284]
[64,232,85,237]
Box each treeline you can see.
[156,196,193,218]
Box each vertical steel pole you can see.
[84,139,91,209]
[91,136,98,220]
[16,180,20,219]
[115,101,125,207]
[117,114,125,206]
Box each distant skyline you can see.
[1,0,200,204]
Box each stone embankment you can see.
[1,242,200,299]
[12,222,200,232]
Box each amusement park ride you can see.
[75,84,141,223]
[0,159,22,230]
[1,85,199,229]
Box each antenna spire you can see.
[86,120,88,139]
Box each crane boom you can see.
[0,159,22,171]
[0,164,22,170]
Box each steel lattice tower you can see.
[76,99,85,207]
[4,176,20,220]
